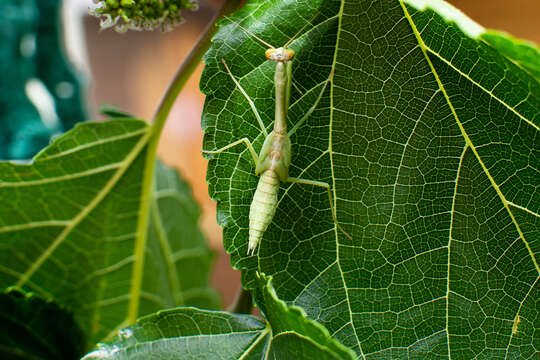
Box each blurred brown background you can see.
[80,0,540,308]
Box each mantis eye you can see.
[90,0,197,32]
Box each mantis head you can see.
[265,48,295,62]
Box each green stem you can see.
[150,0,243,136]
[127,0,243,325]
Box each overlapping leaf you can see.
[0,288,84,359]
[202,0,539,357]
[83,274,355,359]
[0,119,218,347]
[147,160,220,310]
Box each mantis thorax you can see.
[255,131,292,182]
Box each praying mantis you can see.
[203,15,351,255]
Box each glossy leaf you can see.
[83,274,354,359]
[0,288,84,359]
[202,0,539,358]
[0,119,218,346]
[481,31,540,82]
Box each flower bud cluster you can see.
[91,0,197,32]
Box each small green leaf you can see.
[99,104,132,118]
[83,274,354,359]
[0,288,84,359]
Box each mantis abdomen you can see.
[248,170,280,254]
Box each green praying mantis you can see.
[204,15,351,255]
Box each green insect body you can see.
[248,49,294,255]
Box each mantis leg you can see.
[287,76,331,137]
[221,59,268,137]
[286,177,352,240]
[203,137,259,166]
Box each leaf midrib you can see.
[0,163,122,187]
[425,44,539,131]
[328,0,365,357]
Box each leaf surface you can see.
[201,0,539,357]
[0,119,218,346]
[83,274,354,359]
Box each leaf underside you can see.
[202,0,539,358]
[0,119,219,347]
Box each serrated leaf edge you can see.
[257,273,357,360]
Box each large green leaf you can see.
[202,0,539,358]
[83,274,355,359]
[0,288,84,359]
[0,119,218,347]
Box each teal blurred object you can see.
[0,0,86,160]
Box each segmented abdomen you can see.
[248,170,280,253]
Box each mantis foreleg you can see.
[221,59,268,136]
[287,76,331,137]
[203,137,259,166]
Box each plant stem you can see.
[127,0,243,325]
[151,0,243,135]
[228,288,254,314]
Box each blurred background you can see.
[26,0,540,307]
